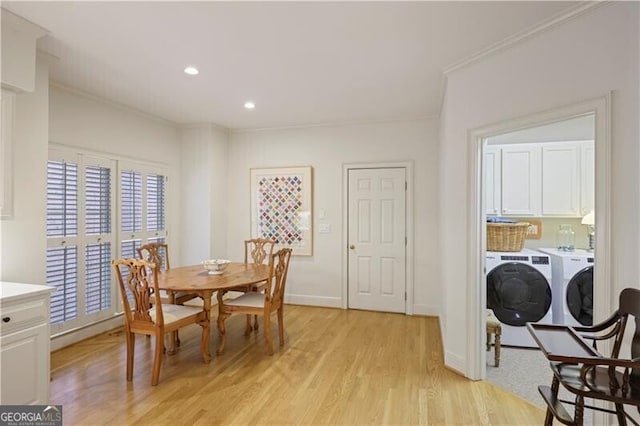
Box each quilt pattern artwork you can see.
[257,175,303,245]
[251,166,313,256]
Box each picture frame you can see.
[250,166,313,256]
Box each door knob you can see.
[349,245,355,250]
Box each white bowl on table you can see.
[202,259,231,275]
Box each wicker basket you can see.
[487,222,530,252]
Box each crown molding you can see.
[231,114,438,134]
[443,1,607,76]
[1,8,48,39]
[50,81,179,127]
[178,122,230,134]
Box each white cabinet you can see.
[0,282,54,405]
[485,140,594,218]
[500,144,541,216]
[580,141,595,216]
[541,142,581,216]
[484,146,501,215]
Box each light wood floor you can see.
[50,305,544,425]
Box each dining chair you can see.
[112,258,209,386]
[538,287,640,425]
[242,238,275,330]
[216,248,292,356]
[137,242,197,305]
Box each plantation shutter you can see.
[47,159,79,325]
[85,165,112,314]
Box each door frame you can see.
[342,161,414,314]
[467,95,612,383]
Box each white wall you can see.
[179,124,229,265]
[49,85,182,261]
[226,119,440,313]
[0,57,49,283]
[439,3,639,373]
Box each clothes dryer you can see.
[537,248,594,326]
[486,249,553,347]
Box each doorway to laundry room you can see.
[481,113,599,407]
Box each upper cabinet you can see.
[485,140,593,218]
[541,142,581,216]
[500,144,541,216]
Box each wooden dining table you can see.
[156,262,271,361]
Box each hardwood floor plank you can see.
[50,305,544,425]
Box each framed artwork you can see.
[250,166,313,256]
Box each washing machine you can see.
[537,248,594,326]
[486,248,553,347]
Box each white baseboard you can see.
[51,316,123,351]
[284,294,342,308]
[412,304,440,316]
[444,350,466,375]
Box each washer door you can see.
[566,266,593,326]
[487,262,552,326]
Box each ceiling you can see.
[3,1,579,130]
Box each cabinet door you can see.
[484,146,501,215]
[541,142,580,216]
[581,141,595,216]
[501,144,541,216]
[0,323,50,404]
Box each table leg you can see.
[167,291,178,355]
[200,291,212,362]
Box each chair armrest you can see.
[573,310,619,334]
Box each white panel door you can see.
[348,168,406,313]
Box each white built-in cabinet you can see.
[485,140,594,218]
[500,144,541,216]
[0,282,54,405]
[484,146,501,215]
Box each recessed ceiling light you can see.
[244,101,256,110]
[184,66,199,75]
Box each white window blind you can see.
[47,150,117,333]
[47,159,79,325]
[85,165,112,315]
[147,174,165,232]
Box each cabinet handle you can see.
[2,317,10,323]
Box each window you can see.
[47,149,168,334]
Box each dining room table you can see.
[155,262,271,361]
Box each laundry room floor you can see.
[486,346,593,424]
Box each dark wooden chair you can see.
[539,287,640,425]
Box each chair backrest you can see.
[618,288,640,392]
[264,248,292,307]
[137,242,170,271]
[244,238,275,265]
[112,258,164,328]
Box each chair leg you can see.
[217,314,228,355]
[244,315,253,336]
[253,314,259,331]
[264,313,274,355]
[151,332,164,386]
[125,332,135,381]
[486,332,491,352]
[277,308,284,347]
[494,330,501,367]
[544,376,559,426]
[574,395,584,426]
[615,403,627,426]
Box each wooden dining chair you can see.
[538,287,640,425]
[216,248,292,356]
[112,258,209,386]
[241,238,275,330]
[137,242,197,305]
